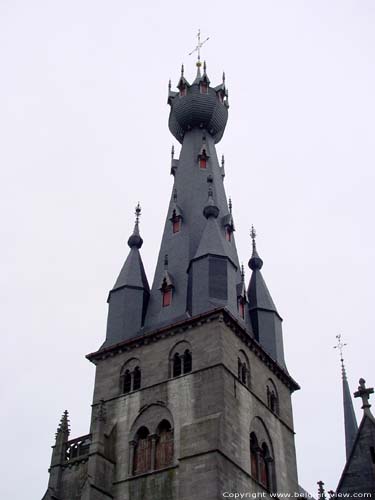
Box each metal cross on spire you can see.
[189,29,210,67]
[334,334,347,363]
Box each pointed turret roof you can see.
[248,227,278,314]
[111,204,149,293]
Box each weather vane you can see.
[135,202,141,225]
[334,334,347,362]
[189,29,210,66]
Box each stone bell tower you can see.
[42,53,301,500]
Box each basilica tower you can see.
[42,57,300,500]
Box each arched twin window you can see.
[173,350,192,377]
[132,420,174,476]
[121,359,142,394]
[250,426,274,491]
[266,379,279,415]
[170,341,193,378]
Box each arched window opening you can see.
[250,432,259,480]
[123,370,132,394]
[173,352,182,377]
[259,443,271,490]
[267,382,279,415]
[133,366,141,391]
[133,427,152,475]
[370,446,375,464]
[155,420,174,470]
[183,349,192,373]
[241,364,247,386]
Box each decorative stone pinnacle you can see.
[56,410,70,439]
[168,79,171,90]
[181,64,184,76]
[203,60,207,72]
[228,197,232,214]
[223,71,226,84]
[164,254,169,268]
[171,144,174,158]
[221,155,225,168]
[241,264,245,282]
[354,378,374,410]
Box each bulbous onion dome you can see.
[168,65,229,144]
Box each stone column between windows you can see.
[128,440,136,475]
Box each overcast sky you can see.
[1,1,375,498]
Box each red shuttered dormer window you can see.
[225,226,232,242]
[199,157,207,169]
[179,85,187,97]
[172,217,181,234]
[200,82,208,94]
[162,288,172,307]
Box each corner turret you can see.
[105,204,150,346]
[247,227,286,368]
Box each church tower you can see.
[42,54,301,500]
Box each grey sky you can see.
[1,1,374,498]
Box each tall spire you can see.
[334,334,358,459]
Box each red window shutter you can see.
[250,449,258,479]
[172,218,180,233]
[162,289,172,307]
[155,430,174,469]
[199,157,207,169]
[200,82,208,94]
[134,437,151,475]
[226,227,232,241]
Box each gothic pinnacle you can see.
[56,410,70,438]
[203,182,219,219]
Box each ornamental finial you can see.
[188,29,210,67]
[135,202,141,225]
[228,197,232,214]
[317,481,326,500]
[250,225,257,251]
[354,378,374,410]
[181,64,184,77]
[241,263,245,283]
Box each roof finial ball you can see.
[127,202,143,249]
[248,225,263,271]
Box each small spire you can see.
[171,144,174,159]
[354,378,374,410]
[241,263,245,283]
[203,60,207,73]
[222,71,226,84]
[317,481,326,500]
[168,79,171,90]
[56,410,70,439]
[334,334,358,459]
[228,197,232,214]
[249,225,263,270]
[181,64,184,77]
[164,254,169,268]
[128,203,143,249]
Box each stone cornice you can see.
[86,307,300,392]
